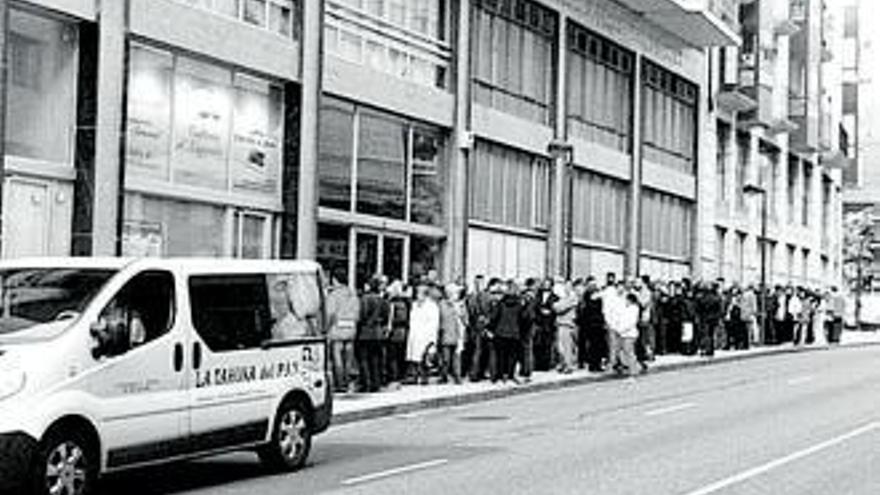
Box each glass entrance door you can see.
[353,230,408,290]
[355,232,379,291]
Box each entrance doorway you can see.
[354,230,407,291]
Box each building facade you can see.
[705,0,846,290]
[0,0,844,288]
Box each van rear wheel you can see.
[258,400,312,472]
[31,428,96,495]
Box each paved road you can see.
[103,346,880,495]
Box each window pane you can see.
[240,214,266,259]
[338,29,363,63]
[243,0,268,26]
[172,58,233,191]
[411,235,442,280]
[126,45,174,182]
[356,111,407,219]
[98,271,175,358]
[189,274,271,351]
[355,232,379,291]
[5,10,78,163]
[124,193,226,257]
[318,98,354,210]
[317,223,350,282]
[268,1,293,37]
[411,128,445,226]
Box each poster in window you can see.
[125,47,173,181]
[172,70,231,190]
[231,81,283,197]
[121,220,164,257]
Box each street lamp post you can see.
[744,183,768,345]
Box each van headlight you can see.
[0,368,25,400]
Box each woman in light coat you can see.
[406,283,440,385]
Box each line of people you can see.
[322,268,847,394]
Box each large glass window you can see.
[316,223,350,282]
[471,0,556,124]
[318,99,355,210]
[566,23,634,152]
[411,127,445,225]
[317,97,447,226]
[123,193,226,257]
[735,132,749,213]
[716,121,731,206]
[571,169,627,248]
[802,163,812,227]
[356,110,408,219]
[126,44,284,203]
[5,9,78,164]
[641,60,697,174]
[468,141,550,231]
[787,155,798,225]
[640,189,694,259]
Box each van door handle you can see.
[192,342,202,370]
[173,343,184,372]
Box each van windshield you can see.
[0,268,117,341]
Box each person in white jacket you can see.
[610,292,641,377]
[407,282,440,385]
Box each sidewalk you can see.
[333,330,880,425]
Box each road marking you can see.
[341,458,449,486]
[787,375,815,385]
[681,421,880,495]
[645,402,697,417]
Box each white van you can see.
[0,258,332,495]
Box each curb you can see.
[332,340,880,426]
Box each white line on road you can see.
[341,458,450,486]
[786,375,815,385]
[681,421,880,495]
[645,402,697,417]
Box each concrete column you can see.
[296,0,323,259]
[626,54,644,278]
[547,13,568,278]
[0,0,8,255]
[445,0,471,283]
[92,0,127,255]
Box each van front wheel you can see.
[31,429,96,495]
[258,400,312,472]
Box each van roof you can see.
[0,257,322,273]
[0,257,134,270]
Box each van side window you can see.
[267,271,325,340]
[189,274,272,352]
[266,272,324,340]
[95,271,175,359]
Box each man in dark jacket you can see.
[357,277,390,392]
[533,278,557,371]
[519,278,540,382]
[490,280,524,383]
[581,277,606,372]
[467,276,498,381]
[695,282,724,357]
